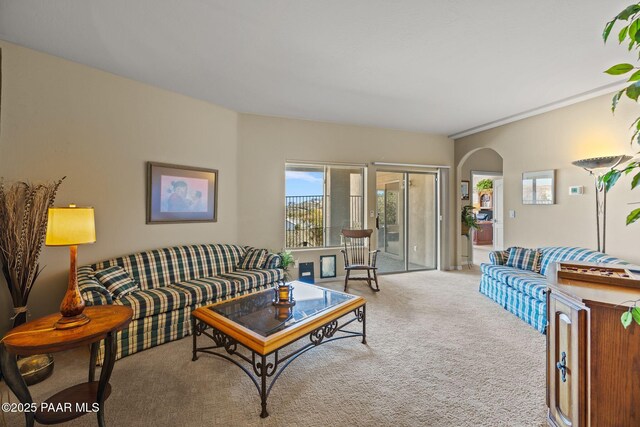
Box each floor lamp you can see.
[572,155,631,253]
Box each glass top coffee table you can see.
[191,281,366,418]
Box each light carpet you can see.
[4,268,546,426]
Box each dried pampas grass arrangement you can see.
[0,177,64,327]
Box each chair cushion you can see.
[169,276,237,305]
[238,248,268,270]
[506,247,541,273]
[113,287,191,320]
[94,266,139,299]
[480,264,546,300]
[219,269,284,292]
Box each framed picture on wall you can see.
[320,255,337,279]
[461,180,470,200]
[147,162,218,223]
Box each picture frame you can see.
[461,180,470,200]
[522,169,555,205]
[320,255,337,279]
[147,162,218,223]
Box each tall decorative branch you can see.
[0,178,65,327]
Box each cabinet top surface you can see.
[1,306,132,354]
[547,262,640,307]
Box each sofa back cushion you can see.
[91,244,245,290]
[539,246,626,277]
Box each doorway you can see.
[375,171,438,273]
[470,171,503,264]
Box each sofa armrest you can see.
[488,250,509,265]
[78,266,113,306]
[264,253,283,269]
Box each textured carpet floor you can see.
[3,268,546,426]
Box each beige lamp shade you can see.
[45,205,96,246]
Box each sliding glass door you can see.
[376,171,437,273]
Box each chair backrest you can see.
[342,229,373,266]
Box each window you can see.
[285,163,365,248]
[522,170,555,205]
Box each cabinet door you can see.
[547,292,586,427]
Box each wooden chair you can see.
[340,229,380,292]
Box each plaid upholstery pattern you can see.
[96,283,275,363]
[506,247,541,273]
[264,253,282,269]
[220,269,284,291]
[505,287,547,333]
[238,248,268,270]
[488,250,509,265]
[78,266,113,305]
[82,244,283,362]
[92,244,246,290]
[538,246,626,276]
[94,266,139,298]
[480,246,627,335]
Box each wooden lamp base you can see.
[55,245,91,330]
[55,313,90,330]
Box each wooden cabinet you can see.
[472,221,493,245]
[546,263,640,427]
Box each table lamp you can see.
[45,204,96,329]
[572,155,631,253]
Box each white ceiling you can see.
[0,0,632,137]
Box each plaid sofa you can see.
[479,246,625,334]
[77,244,283,362]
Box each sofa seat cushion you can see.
[220,269,284,292]
[113,287,191,320]
[506,274,547,301]
[480,264,547,301]
[169,276,237,305]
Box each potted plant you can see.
[475,179,493,192]
[599,3,640,328]
[461,205,479,236]
[278,250,295,282]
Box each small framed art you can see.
[461,180,470,200]
[147,162,218,223]
[320,255,337,279]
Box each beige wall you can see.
[455,93,640,265]
[457,148,503,265]
[0,41,239,332]
[237,114,455,280]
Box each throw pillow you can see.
[238,248,268,270]
[506,247,542,273]
[94,266,139,299]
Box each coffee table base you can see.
[191,305,366,418]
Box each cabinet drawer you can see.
[547,292,586,427]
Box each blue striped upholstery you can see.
[480,246,628,335]
[79,244,283,362]
[488,250,509,265]
[538,246,626,276]
[264,253,282,269]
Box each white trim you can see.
[449,81,627,140]
[371,162,450,169]
[286,160,368,168]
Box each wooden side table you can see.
[0,305,132,427]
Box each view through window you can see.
[285,164,364,248]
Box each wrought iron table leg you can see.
[192,318,198,362]
[89,341,98,382]
[259,354,269,418]
[96,332,116,427]
[362,304,367,344]
[0,344,35,427]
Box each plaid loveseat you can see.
[479,246,626,334]
[77,244,283,361]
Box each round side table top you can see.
[1,305,132,356]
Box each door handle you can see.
[556,351,567,383]
[375,215,380,229]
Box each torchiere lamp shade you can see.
[45,204,96,329]
[46,205,96,246]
